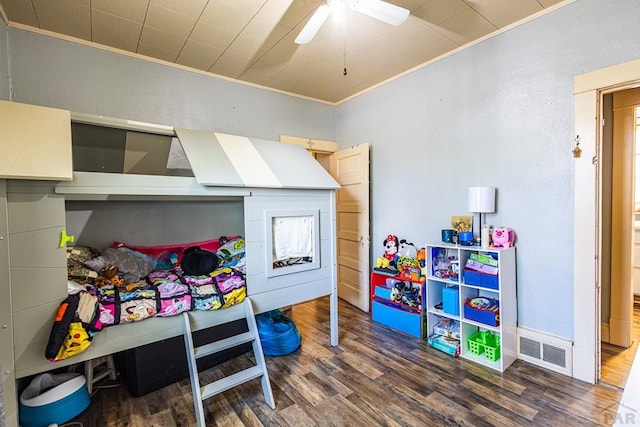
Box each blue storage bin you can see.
[463,300,500,326]
[442,286,460,316]
[372,300,422,338]
[463,268,499,290]
[374,285,392,300]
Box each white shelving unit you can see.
[424,243,517,372]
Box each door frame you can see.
[573,57,640,384]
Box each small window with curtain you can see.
[265,209,320,277]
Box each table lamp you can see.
[468,186,496,246]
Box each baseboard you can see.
[517,326,573,376]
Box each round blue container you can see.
[459,231,474,245]
[19,373,90,427]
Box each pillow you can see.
[112,236,240,263]
[85,248,154,284]
[67,246,100,281]
[216,237,245,268]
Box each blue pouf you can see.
[19,373,90,427]
[256,309,302,356]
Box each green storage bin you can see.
[467,330,501,361]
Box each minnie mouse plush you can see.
[375,234,399,271]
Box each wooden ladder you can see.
[182,297,275,426]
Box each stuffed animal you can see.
[398,239,417,259]
[492,227,515,248]
[375,234,399,270]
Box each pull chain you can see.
[343,16,347,76]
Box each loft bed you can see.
[0,101,340,426]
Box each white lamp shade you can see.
[468,186,496,213]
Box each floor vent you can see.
[520,336,541,359]
[517,327,572,376]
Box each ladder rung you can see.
[200,365,264,400]
[194,331,256,359]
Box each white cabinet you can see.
[0,100,72,180]
[424,243,517,372]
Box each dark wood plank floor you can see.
[72,297,623,426]
[600,302,640,389]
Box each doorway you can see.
[280,135,372,313]
[573,57,640,384]
[600,94,640,389]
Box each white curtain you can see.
[272,216,314,261]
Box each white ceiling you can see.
[0,0,566,104]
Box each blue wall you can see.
[336,0,640,338]
[6,28,336,142]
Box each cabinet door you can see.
[0,101,72,180]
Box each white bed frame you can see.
[0,101,340,426]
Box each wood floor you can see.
[600,302,640,389]
[72,297,623,427]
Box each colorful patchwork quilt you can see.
[46,236,247,362]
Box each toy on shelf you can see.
[375,234,399,273]
[390,281,421,310]
[492,227,515,248]
[375,235,422,280]
[417,248,426,275]
[427,333,460,357]
[431,248,459,281]
[400,265,423,282]
[396,239,421,275]
[398,239,417,258]
[433,317,461,340]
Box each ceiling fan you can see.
[294,0,410,44]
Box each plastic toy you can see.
[492,227,515,248]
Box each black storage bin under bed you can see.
[115,318,251,396]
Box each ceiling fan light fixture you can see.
[295,4,332,44]
[294,0,409,45]
[349,0,409,26]
[329,0,346,23]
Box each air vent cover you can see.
[520,336,541,359]
[543,344,566,368]
[517,327,572,376]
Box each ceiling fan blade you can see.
[350,0,409,26]
[295,4,332,45]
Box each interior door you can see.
[330,144,371,312]
[608,89,640,348]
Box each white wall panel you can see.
[244,192,335,298]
